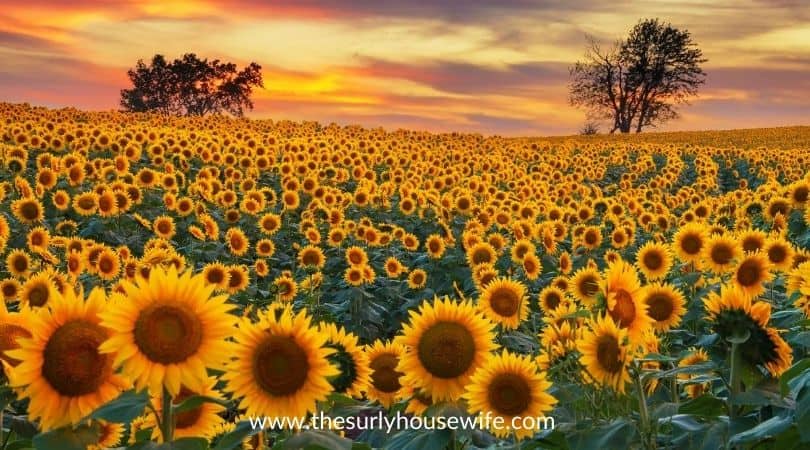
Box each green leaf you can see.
[212,421,261,450]
[729,414,793,445]
[169,438,211,450]
[172,395,229,414]
[781,358,810,396]
[90,389,150,423]
[678,395,727,418]
[281,430,352,450]
[33,423,100,450]
[384,429,452,450]
[664,414,706,432]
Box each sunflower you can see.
[345,246,369,266]
[704,284,792,376]
[678,348,711,399]
[569,267,601,306]
[467,242,497,267]
[20,271,55,308]
[425,234,446,259]
[344,266,365,287]
[6,249,32,278]
[463,350,557,440]
[72,192,99,216]
[408,269,427,289]
[522,253,542,280]
[702,234,742,274]
[98,266,236,396]
[258,213,281,235]
[395,297,496,401]
[11,197,44,224]
[26,226,50,252]
[365,340,405,408]
[539,286,567,313]
[510,239,535,263]
[602,259,652,341]
[223,308,337,419]
[764,237,794,272]
[153,216,176,240]
[738,229,767,254]
[673,222,708,264]
[402,384,434,416]
[478,277,528,330]
[642,283,686,332]
[226,265,250,293]
[96,247,121,280]
[5,287,129,430]
[0,300,31,374]
[635,241,672,281]
[577,314,631,393]
[273,275,297,301]
[319,322,371,398]
[732,253,772,298]
[147,377,225,441]
[226,227,250,256]
[0,278,21,302]
[298,245,326,269]
[384,257,406,278]
[91,420,124,450]
[255,239,275,257]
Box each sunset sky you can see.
[1,0,808,135]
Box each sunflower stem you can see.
[634,368,652,449]
[160,387,174,443]
[729,341,742,419]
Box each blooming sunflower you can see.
[673,222,708,264]
[732,253,772,298]
[478,277,528,330]
[365,340,405,408]
[678,348,711,399]
[577,314,631,393]
[702,234,742,274]
[319,322,371,398]
[223,308,337,419]
[642,283,686,332]
[0,300,31,375]
[602,259,652,342]
[569,267,601,306]
[6,287,129,430]
[463,350,557,440]
[98,266,236,396]
[395,297,496,401]
[408,269,427,289]
[635,241,672,281]
[298,245,326,269]
[11,197,44,224]
[20,271,56,308]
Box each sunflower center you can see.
[370,353,402,393]
[768,245,787,264]
[206,269,225,284]
[42,320,112,396]
[596,334,624,374]
[710,244,733,265]
[681,234,702,255]
[173,387,204,429]
[0,323,32,366]
[794,186,809,203]
[490,287,520,317]
[544,292,562,310]
[608,290,636,328]
[27,283,51,307]
[643,251,663,270]
[487,373,531,416]
[417,321,476,379]
[99,257,114,273]
[134,304,203,364]
[646,293,674,322]
[580,276,599,298]
[20,202,40,220]
[736,260,762,287]
[252,335,309,396]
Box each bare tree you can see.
[580,121,600,135]
[569,19,707,133]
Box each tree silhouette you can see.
[569,19,706,133]
[120,54,263,117]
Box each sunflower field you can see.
[1,102,810,450]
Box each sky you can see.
[1,0,808,136]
